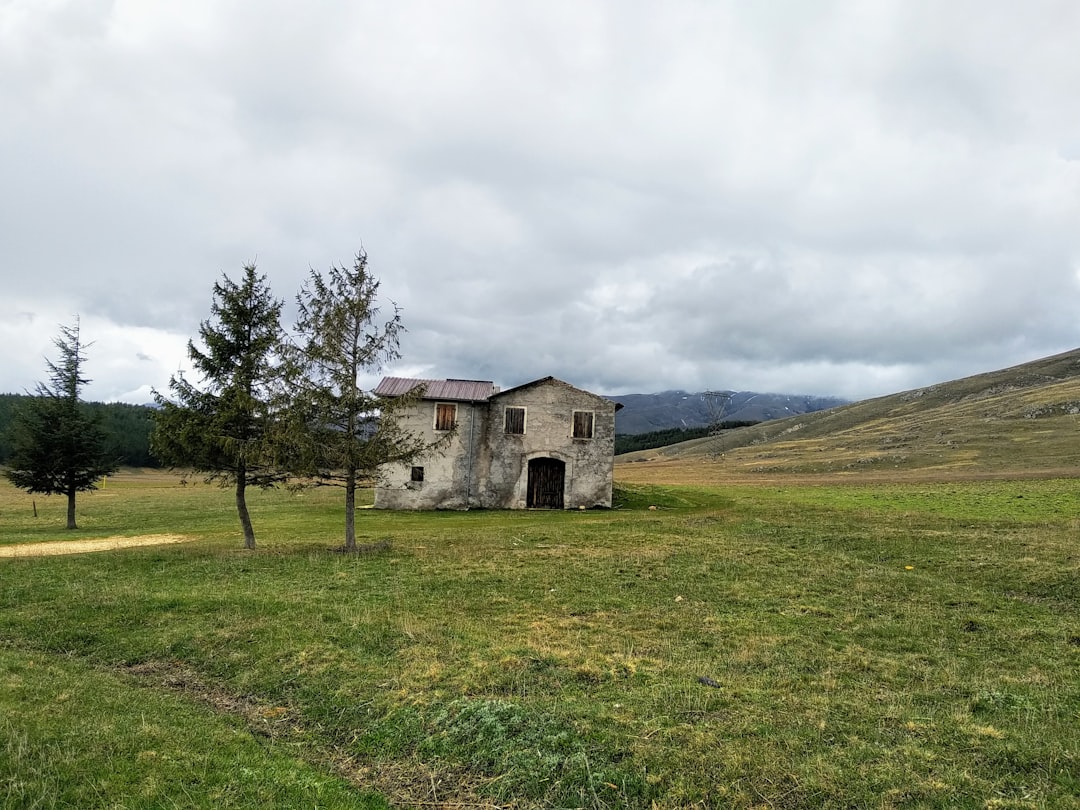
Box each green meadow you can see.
[1,470,1079,808]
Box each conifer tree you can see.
[152,264,284,549]
[4,318,117,529]
[289,250,437,551]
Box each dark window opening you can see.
[504,406,526,435]
[410,466,424,482]
[434,403,457,431]
[572,410,594,439]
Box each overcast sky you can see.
[3,1,1079,404]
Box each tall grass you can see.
[1,472,1078,807]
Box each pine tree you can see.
[152,264,285,549]
[4,319,117,529]
[289,250,437,551]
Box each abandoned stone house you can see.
[372,375,622,509]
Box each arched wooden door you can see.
[527,457,565,508]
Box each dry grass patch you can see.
[0,534,194,558]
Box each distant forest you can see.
[614,421,759,455]
[0,394,158,468]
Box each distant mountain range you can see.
[617,347,1080,475]
[611,390,848,434]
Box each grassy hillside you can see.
[4,353,1080,807]
[618,348,1080,478]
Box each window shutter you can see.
[504,407,526,434]
[572,410,594,439]
[435,403,456,431]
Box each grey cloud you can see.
[2,1,1079,405]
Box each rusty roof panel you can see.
[374,377,496,401]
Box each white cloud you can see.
[0,303,190,403]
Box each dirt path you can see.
[0,534,194,558]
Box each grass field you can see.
[1,469,1079,808]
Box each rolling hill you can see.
[617,347,1080,477]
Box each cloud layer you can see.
[3,1,1078,402]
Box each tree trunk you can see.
[344,466,356,551]
[66,485,78,530]
[236,464,256,550]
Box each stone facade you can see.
[373,376,620,510]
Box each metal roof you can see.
[374,377,497,402]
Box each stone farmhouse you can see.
[372,376,622,510]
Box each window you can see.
[434,402,457,431]
[410,466,424,482]
[504,406,526,435]
[572,410,594,439]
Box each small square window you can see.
[504,406,526,435]
[572,410,594,439]
[434,403,457,431]
[410,466,424,482]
